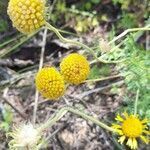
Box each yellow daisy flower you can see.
[112,113,150,149]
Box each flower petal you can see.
[132,138,138,149]
[140,135,149,144]
[112,124,121,129]
[115,114,124,122]
[123,112,128,119]
[126,138,133,149]
[141,118,149,124]
[117,129,123,135]
[142,125,148,129]
[144,130,150,135]
[118,136,126,144]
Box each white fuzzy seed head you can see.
[8,123,41,150]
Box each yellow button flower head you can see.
[35,67,65,100]
[7,0,46,34]
[60,53,90,85]
[112,113,150,149]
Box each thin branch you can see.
[73,80,124,99]
[109,26,150,45]
[84,74,122,83]
[2,97,27,120]
[91,26,150,65]
[2,88,27,119]
[33,0,58,124]
[62,96,70,105]
[134,89,140,115]
[146,31,149,50]
[33,29,47,124]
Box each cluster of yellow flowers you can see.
[7,0,90,99]
[35,53,90,100]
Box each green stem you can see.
[91,27,150,64]
[45,22,121,64]
[38,106,115,133]
[134,89,140,115]
[84,74,121,83]
[109,26,150,44]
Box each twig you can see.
[134,89,140,115]
[62,96,70,105]
[73,80,124,99]
[2,88,27,119]
[84,74,122,83]
[2,97,27,120]
[0,70,36,87]
[146,31,149,50]
[33,0,58,124]
[37,127,63,149]
[33,29,47,124]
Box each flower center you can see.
[122,116,142,138]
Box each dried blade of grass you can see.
[0,33,35,58]
[33,28,47,124]
[33,0,58,124]
[2,88,27,119]
[72,80,124,99]
[0,34,23,49]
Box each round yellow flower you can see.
[112,113,150,149]
[60,53,90,85]
[7,0,46,34]
[35,67,65,100]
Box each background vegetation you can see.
[0,0,149,149]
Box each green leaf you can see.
[91,0,101,4]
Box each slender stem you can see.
[91,27,150,65]
[2,97,27,120]
[109,26,150,44]
[75,80,124,99]
[67,107,115,132]
[33,1,59,124]
[90,57,125,65]
[134,89,140,115]
[38,107,68,132]
[84,74,121,83]
[33,29,47,125]
[38,106,115,133]
[2,88,27,119]
[45,22,121,64]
